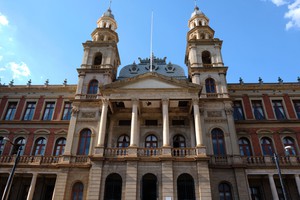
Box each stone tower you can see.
[75,7,121,99]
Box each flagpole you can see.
[150,11,153,72]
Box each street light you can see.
[1,137,22,200]
[273,146,292,200]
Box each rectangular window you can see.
[4,102,17,120]
[233,101,245,120]
[42,102,55,120]
[178,101,188,107]
[293,100,300,119]
[61,102,72,120]
[272,100,287,120]
[252,100,265,120]
[23,102,36,120]
[250,187,262,200]
[145,120,158,126]
[119,120,131,126]
[172,120,185,126]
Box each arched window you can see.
[93,53,102,65]
[104,173,122,200]
[142,173,157,200]
[173,135,186,148]
[71,182,84,200]
[212,128,226,156]
[205,78,216,93]
[177,173,195,200]
[0,137,5,155]
[219,182,233,200]
[33,137,46,156]
[77,129,91,155]
[283,137,297,155]
[87,79,98,94]
[13,137,26,155]
[260,137,274,156]
[145,135,158,148]
[238,137,252,156]
[117,135,130,148]
[202,51,212,66]
[53,137,66,156]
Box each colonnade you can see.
[96,98,204,149]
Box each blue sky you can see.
[0,0,299,85]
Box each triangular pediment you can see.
[102,72,200,90]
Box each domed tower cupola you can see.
[185,4,228,98]
[187,6,214,40]
[76,5,121,99]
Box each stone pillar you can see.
[125,161,138,200]
[97,99,109,147]
[224,102,240,155]
[268,174,279,200]
[294,174,300,196]
[193,99,203,147]
[162,161,174,199]
[26,173,38,200]
[130,99,138,147]
[75,73,85,97]
[87,161,103,200]
[52,170,69,200]
[192,73,200,85]
[162,99,170,147]
[196,161,212,199]
[64,103,79,157]
[234,169,251,200]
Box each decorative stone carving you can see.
[207,111,222,117]
[81,112,96,119]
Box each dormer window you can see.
[88,79,98,94]
[94,53,102,65]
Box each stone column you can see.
[294,174,300,196]
[196,161,212,199]
[97,99,109,147]
[75,73,85,97]
[162,161,174,199]
[52,170,69,200]
[162,99,170,147]
[125,161,138,199]
[87,161,103,200]
[268,174,279,200]
[130,99,138,147]
[64,103,79,157]
[193,99,203,147]
[26,173,38,200]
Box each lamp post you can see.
[273,146,292,200]
[1,137,22,200]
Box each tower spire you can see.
[109,0,112,10]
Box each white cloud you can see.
[284,0,300,30]
[271,0,289,6]
[0,55,3,61]
[0,13,9,26]
[4,62,31,79]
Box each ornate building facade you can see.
[0,5,300,200]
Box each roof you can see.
[118,56,187,80]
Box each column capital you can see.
[192,98,199,105]
[101,98,109,106]
[131,98,139,104]
[162,98,169,105]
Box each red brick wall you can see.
[283,94,297,119]
[0,96,8,119]
[14,96,26,120]
[242,95,254,119]
[273,132,284,155]
[53,96,63,120]
[250,130,261,156]
[262,94,275,119]
[33,96,45,120]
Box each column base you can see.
[94,146,104,157]
[162,146,172,156]
[127,147,138,156]
[196,146,207,156]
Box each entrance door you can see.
[142,174,157,200]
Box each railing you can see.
[210,156,229,165]
[138,148,162,157]
[172,148,197,157]
[243,156,265,164]
[84,94,98,99]
[105,148,128,157]
[0,155,89,165]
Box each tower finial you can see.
[109,0,112,10]
[195,0,197,7]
